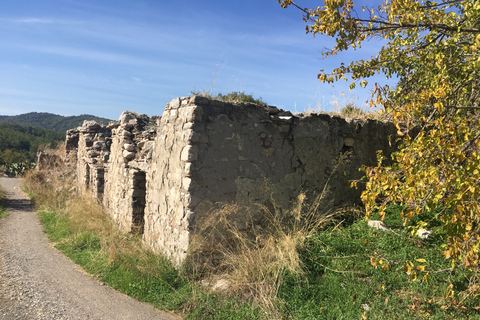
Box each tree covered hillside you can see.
[0,123,65,168]
[0,112,112,132]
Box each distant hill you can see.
[0,122,66,170]
[0,112,113,133]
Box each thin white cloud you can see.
[16,18,56,24]
[22,45,160,67]
[8,17,85,25]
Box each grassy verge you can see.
[37,207,261,318]
[0,186,7,218]
[22,148,480,319]
[33,198,479,319]
[279,206,479,319]
[36,200,261,319]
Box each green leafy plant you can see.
[5,161,35,176]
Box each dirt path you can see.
[0,177,181,320]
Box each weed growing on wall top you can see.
[191,90,267,106]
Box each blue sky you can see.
[0,0,392,120]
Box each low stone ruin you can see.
[66,121,112,199]
[65,95,398,266]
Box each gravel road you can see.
[0,177,181,320]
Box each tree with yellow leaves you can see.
[279,0,480,287]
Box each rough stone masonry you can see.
[65,95,397,267]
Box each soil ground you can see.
[0,177,180,320]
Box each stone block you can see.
[169,97,181,109]
[190,95,210,105]
[344,137,355,147]
[124,144,135,151]
[123,150,136,159]
[119,112,136,125]
[180,145,198,162]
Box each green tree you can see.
[0,123,64,166]
[279,0,480,288]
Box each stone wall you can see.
[102,112,156,233]
[66,96,397,267]
[66,121,111,199]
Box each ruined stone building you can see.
[65,96,397,266]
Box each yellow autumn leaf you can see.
[423,273,429,284]
[404,263,412,275]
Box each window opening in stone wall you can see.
[132,170,146,235]
[85,163,90,189]
[96,167,105,199]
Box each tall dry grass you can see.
[228,195,335,317]
[188,183,341,318]
[23,146,174,277]
[186,152,358,318]
[22,145,72,210]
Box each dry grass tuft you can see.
[302,103,380,120]
[66,195,114,237]
[185,153,354,318]
[23,145,73,210]
[189,186,337,318]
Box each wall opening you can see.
[132,170,146,234]
[96,167,105,199]
[85,163,90,189]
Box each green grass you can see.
[0,186,7,218]
[278,206,480,320]
[37,208,260,319]
[35,203,480,319]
